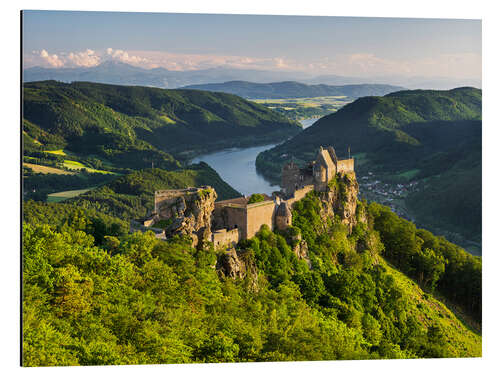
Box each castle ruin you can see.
[281,145,354,195]
[134,146,354,249]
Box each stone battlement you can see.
[283,145,354,196]
[212,228,240,249]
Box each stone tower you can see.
[275,201,292,231]
[313,146,336,191]
[281,161,301,197]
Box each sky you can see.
[22,11,481,79]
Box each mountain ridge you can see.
[181,80,405,99]
[23,61,481,90]
[23,80,301,167]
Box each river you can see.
[191,118,316,196]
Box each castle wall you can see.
[337,159,355,174]
[212,228,240,249]
[156,197,182,218]
[245,200,277,239]
[215,197,247,207]
[314,180,328,192]
[317,149,336,182]
[286,184,315,206]
[215,205,248,238]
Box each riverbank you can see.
[190,119,316,196]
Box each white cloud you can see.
[39,49,64,68]
[23,48,481,80]
[105,48,149,65]
[24,48,146,69]
[67,49,101,67]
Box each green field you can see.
[160,115,176,124]
[63,160,116,174]
[23,163,74,175]
[251,96,353,121]
[63,160,86,169]
[46,188,95,202]
[252,95,349,105]
[44,149,68,156]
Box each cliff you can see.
[159,187,217,248]
[318,171,359,232]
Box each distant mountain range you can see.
[182,81,404,99]
[23,61,481,90]
[304,74,482,90]
[23,61,313,89]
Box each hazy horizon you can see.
[22,11,481,82]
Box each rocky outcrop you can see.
[319,171,359,232]
[291,232,311,269]
[216,247,246,279]
[160,188,217,248]
[336,172,359,230]
[216,247,259,290]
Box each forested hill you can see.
[256,87,482,250]
[22,175,481,366]
[23,80,301,163]
[257,87,480,166]
[182,80,404,99]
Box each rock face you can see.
[216,247,246,279]
[291,232,311,269]
[159,188,217,248]
[216,247,259,289]
[336,172,359,230]
[318,172,359,232]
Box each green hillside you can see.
[23,80,301,165]
[22,182,481,366]
[23,80,299,207]
[257,87,480,174]
[256,87,482,249]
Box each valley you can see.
[251,96,353,120]
[190,119,316,196]
[21,81,482,365]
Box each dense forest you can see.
[23,80,301,164]
[22,180,481,366]
[256,88,482,248]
